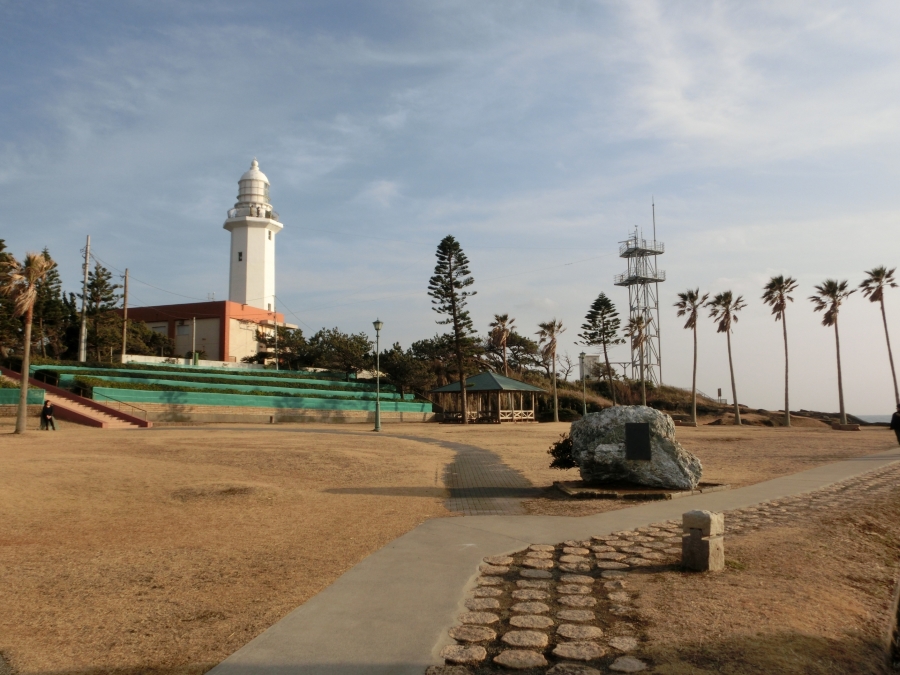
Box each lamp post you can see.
[373,319,383,432]
[579,351,587,417]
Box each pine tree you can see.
[578,292,624,405]
[428,235,477,424]
[80,262,122,361]
[33,248,68,358]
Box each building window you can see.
[268,303,272,311]
[176,325,190,336]
[238,252,243,261]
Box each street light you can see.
[579,351,587,417]
[373,319,383,432]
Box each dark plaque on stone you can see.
[625,422,651,461]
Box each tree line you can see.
[672,269,898,427]
[4,234,895,431]
[0,239,171,363]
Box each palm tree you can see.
[674,289,708,425]
[859,267,899,407]
[0,252,57,434]
[490,313,515,413]
[761,276,799,427]
[705,291,746,425]
[537,319,565,422]
[625,315,649,406]
[810,279,855,425]
[489,313,514,376]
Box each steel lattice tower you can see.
[614,218,665,386]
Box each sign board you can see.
[625,422,652,461]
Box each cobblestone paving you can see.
[428,461,900,673]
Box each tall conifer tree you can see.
[80,262,122,360]
[578,292,623,405]
[428,236,476,424]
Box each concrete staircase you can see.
[0,366,151,429]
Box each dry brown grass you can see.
[0,419,896,675]
[632,482,900,674]
[0,424,453,675]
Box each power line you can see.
[89,252,208,302]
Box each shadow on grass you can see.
[644,630,890,675]
[323,486,448,498]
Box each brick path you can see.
[403,436,543,515]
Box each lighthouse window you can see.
[268,231,272,240]
[238,252,243,262]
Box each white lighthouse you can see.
[223,159,283,311]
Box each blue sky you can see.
[3,1,900,414]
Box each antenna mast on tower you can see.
[614,205,665,386]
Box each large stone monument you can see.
[570,405,702,490]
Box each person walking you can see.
[40,401,55,431]
[892,404,900,446]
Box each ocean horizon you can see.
[856,415,893,424]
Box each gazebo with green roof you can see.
[430,371,546,423]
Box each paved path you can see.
[207,445,900,675]
[402,436,541,515]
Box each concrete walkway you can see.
[208,446,900,675]
[405,436,542,515]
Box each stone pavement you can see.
[207,445,900,675]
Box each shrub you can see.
[548,432,576,470]
[538,407,582,423]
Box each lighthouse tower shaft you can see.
[223,160,283,311]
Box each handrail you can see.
[0,366,152,427]
[613,270,666,285]
[227,207,280,221]
[91,392,149,421]
[619,238,664,256]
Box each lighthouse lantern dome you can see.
[236,159,270,206]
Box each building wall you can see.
[228,318,262,363]
[124,301,285,363]
[173,318,221,359]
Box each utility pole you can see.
[192,317,197,365]
[579,351,587,416]
[273,298,278,371]
[120,268,129,363]
[78,235,90,362]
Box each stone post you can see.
[682,510,725,572]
